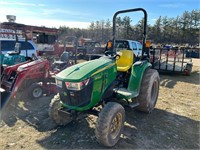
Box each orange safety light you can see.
[107,41,112,48]
[145,40,151,48]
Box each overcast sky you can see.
[0,0,199,28]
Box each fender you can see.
[127,60,152,97]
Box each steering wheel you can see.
[105,50,115,56]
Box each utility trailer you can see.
[151,47,193,75]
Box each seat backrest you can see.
[116,50,134,72]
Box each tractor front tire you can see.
[95,102,125,147]
[136,68,160,113]
[28,83,43,99]
[49,95,71,125]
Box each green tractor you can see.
[49,8,160,147]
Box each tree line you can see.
[58,9,200,46]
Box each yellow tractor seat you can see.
[116,50,134,72]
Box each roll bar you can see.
[112,8,147,56]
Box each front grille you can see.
[60,80,93,107]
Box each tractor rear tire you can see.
[28,83,43,99]
[95,102,125,147]
[49,95,72,125]
[136,68,160,113]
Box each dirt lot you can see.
[0,59,199,149]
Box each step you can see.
[114,88,138,99]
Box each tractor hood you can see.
[17,59,48,72]
[56,57,115,82]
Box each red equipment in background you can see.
[1,59,57,101]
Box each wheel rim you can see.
[150,79,159,108]
[110,112,122,139]
[32,87,42,98]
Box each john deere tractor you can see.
[49,8,160,147]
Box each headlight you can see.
[55,79,62,88]
[65,79,90,90]
[17,66,28,72]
